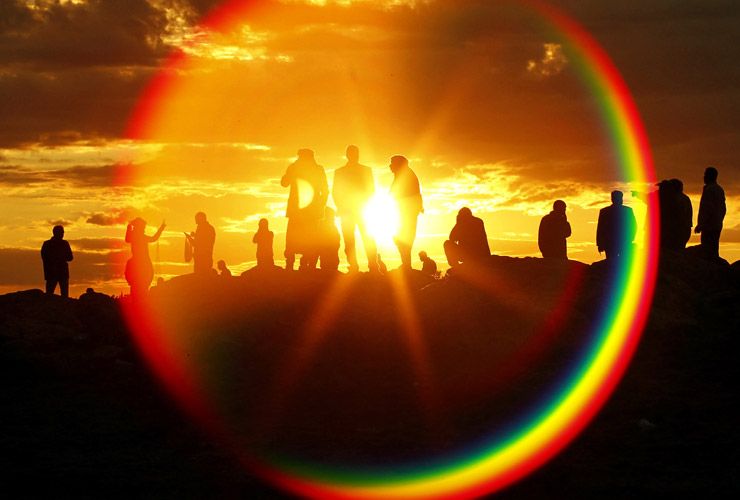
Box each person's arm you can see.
[564,220,572,238]
[318,168,329,207]
[280,164,294,187]
[65,241,73,262]
[150,222,166,242]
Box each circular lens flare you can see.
[120,1,659,498]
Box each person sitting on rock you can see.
[444,207,490,267]
[217,260,232,277]
[252,218,275,268]
[419,250,437,276]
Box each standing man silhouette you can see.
[596,190,637,260]
[538,200,571,259]
[695,166,726,259]
[281,149,328,270]
[332,145,377,273]
[389,155,423,269]
[185,212,215,275]
[41,225,74,297]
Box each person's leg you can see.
[284,219,296,270]
[60,279,69,298]
[701,229,721,259]
[341,216,358,271]
[45,279,57,295]
[357,219,377,272]
[444,240,461,267]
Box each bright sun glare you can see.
[363,191,400,245]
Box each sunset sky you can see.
[1,0,738,296]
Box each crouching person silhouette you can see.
[444,207,490,268]
[41,225,74,297]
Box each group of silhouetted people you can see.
[40,164,727,297]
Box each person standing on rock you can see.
[185,212,215,275]
[389,155,423,270]
[40,225,74,298]
[125,218,166,297]
[333,145,377,273]
[281,149,328,270]
[596,190,637,260]
[538,200,572,260]
[695,166,726,259]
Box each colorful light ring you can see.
[121,1,659,498]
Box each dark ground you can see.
[1,250,738,498]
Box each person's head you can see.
[457,207,472,223]
[52,225,64,238]
[657,179,672,193]
[346,145,359,163]
[553,200,567,213]
[669,178,684,193]
[258,218,269,230]
[195,212,207,225]
[389,155,408,174]
[419,250,428,261]
[217,259,226,270]
[86,287,94,294]
[130,217,146,232]
[156,277,165,286]
[704,166,718,184]
[610,190,624,206]
[298,148,314,161]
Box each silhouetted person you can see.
[538,200,571,259]
[252,218,275,268]
[419,251,437,276]
[217,259,232,277]
[333,145,377,272]
[389,155,423,269]
[444,207,490,267]
[41,225,73,298]
[125,218,165,297]
[596,190,637,260]
[281,149,328,270]
[318,207,340,271]
[185,212,215,275]
[695,166,726,259]
[671,179,693,249]
[156,277,165,287]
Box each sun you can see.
[363,191,400,246]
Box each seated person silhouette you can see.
[217,260,232,277]
[538,200,571,259]
[252,218,275,268]
[40,225,74,298]
[596,190,637,260]
[419,251,437,276]
[444,207,490,267]
[318,207,340,271]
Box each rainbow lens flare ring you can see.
[120,1,660,498]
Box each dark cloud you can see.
[720,224,740,244]
[85,209,131,227]
[0,164,135,188]
[46,218,75,228]
[0,0,168,69]
[69,238,126,251]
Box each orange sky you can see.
[0,0,738,296]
